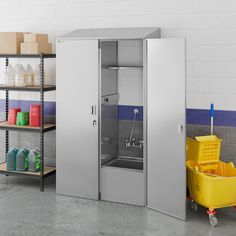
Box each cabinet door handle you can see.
[91,105,96,115]
[178,124,184,134]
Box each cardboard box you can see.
[20,42,52,54]
[0,32,24,54]
[24,33,48,43]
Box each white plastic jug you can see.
[25,64,34,86]
[15,64,26,87]
[4,64,15,86]
[34,65,40,86]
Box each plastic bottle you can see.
[34,65,40,86]
[15,64,26,87]
[16,147,29,171]
[28,148,41,172]
[14,64,19,85]
[20,64,26,86]
[6,147,19,171]
[4,64,15,86]
[25,64,34,86]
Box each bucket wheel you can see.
[207,209,218,227]
[190,200,198,212]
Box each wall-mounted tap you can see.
[125,138,143,149]
[125,109,143,149]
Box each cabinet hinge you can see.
[98,42,102,49]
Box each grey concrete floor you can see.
[0,176,235,236]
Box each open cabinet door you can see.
[146,38,186,220]
[56,39,99,199]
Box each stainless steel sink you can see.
[104,157,143,170]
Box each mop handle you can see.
[210,103,214,135]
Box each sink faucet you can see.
[125,109,143,149]
[125,138,143,149]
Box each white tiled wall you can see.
[0,0,236,110]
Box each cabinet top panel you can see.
[58,27,160,40]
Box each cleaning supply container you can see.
[15,64,26,87]
[4,64,15,86]
[6,147,19,171]
[28,148,41,172]
[29,105,41,127]
[34,65,40,86]
[16,148,29,171]
[16,112,29,126]
[25,64,34,86]
[186,135,236,227]
[8,108,21,125]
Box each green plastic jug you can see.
[28,148,41,172]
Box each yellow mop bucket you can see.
[187,160,236,209]
[186,135,236,226]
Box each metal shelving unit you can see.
[0,84,56,92]
[103,66,143,70]
[0,53,56,191]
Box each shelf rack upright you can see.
[0,53,56,191]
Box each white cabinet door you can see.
[146,38,186,220]
[56,39,99,200]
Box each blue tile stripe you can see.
[119,106,236,127]
[118,105,143,121]
[0,100,55,116]
[187,108,236,127]
[0,100,235,127]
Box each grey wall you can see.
[187,124,236,164]
[0,112,56,166]
[118,120,143,158]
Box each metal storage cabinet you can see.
[56,28,186,220]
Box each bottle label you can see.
[15,75,26,86]
[26,75,34,86]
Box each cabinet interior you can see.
[100,40,144,171]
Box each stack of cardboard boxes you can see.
[0,32,24,54]
[0,32,52,54]
[21,33,52,54]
